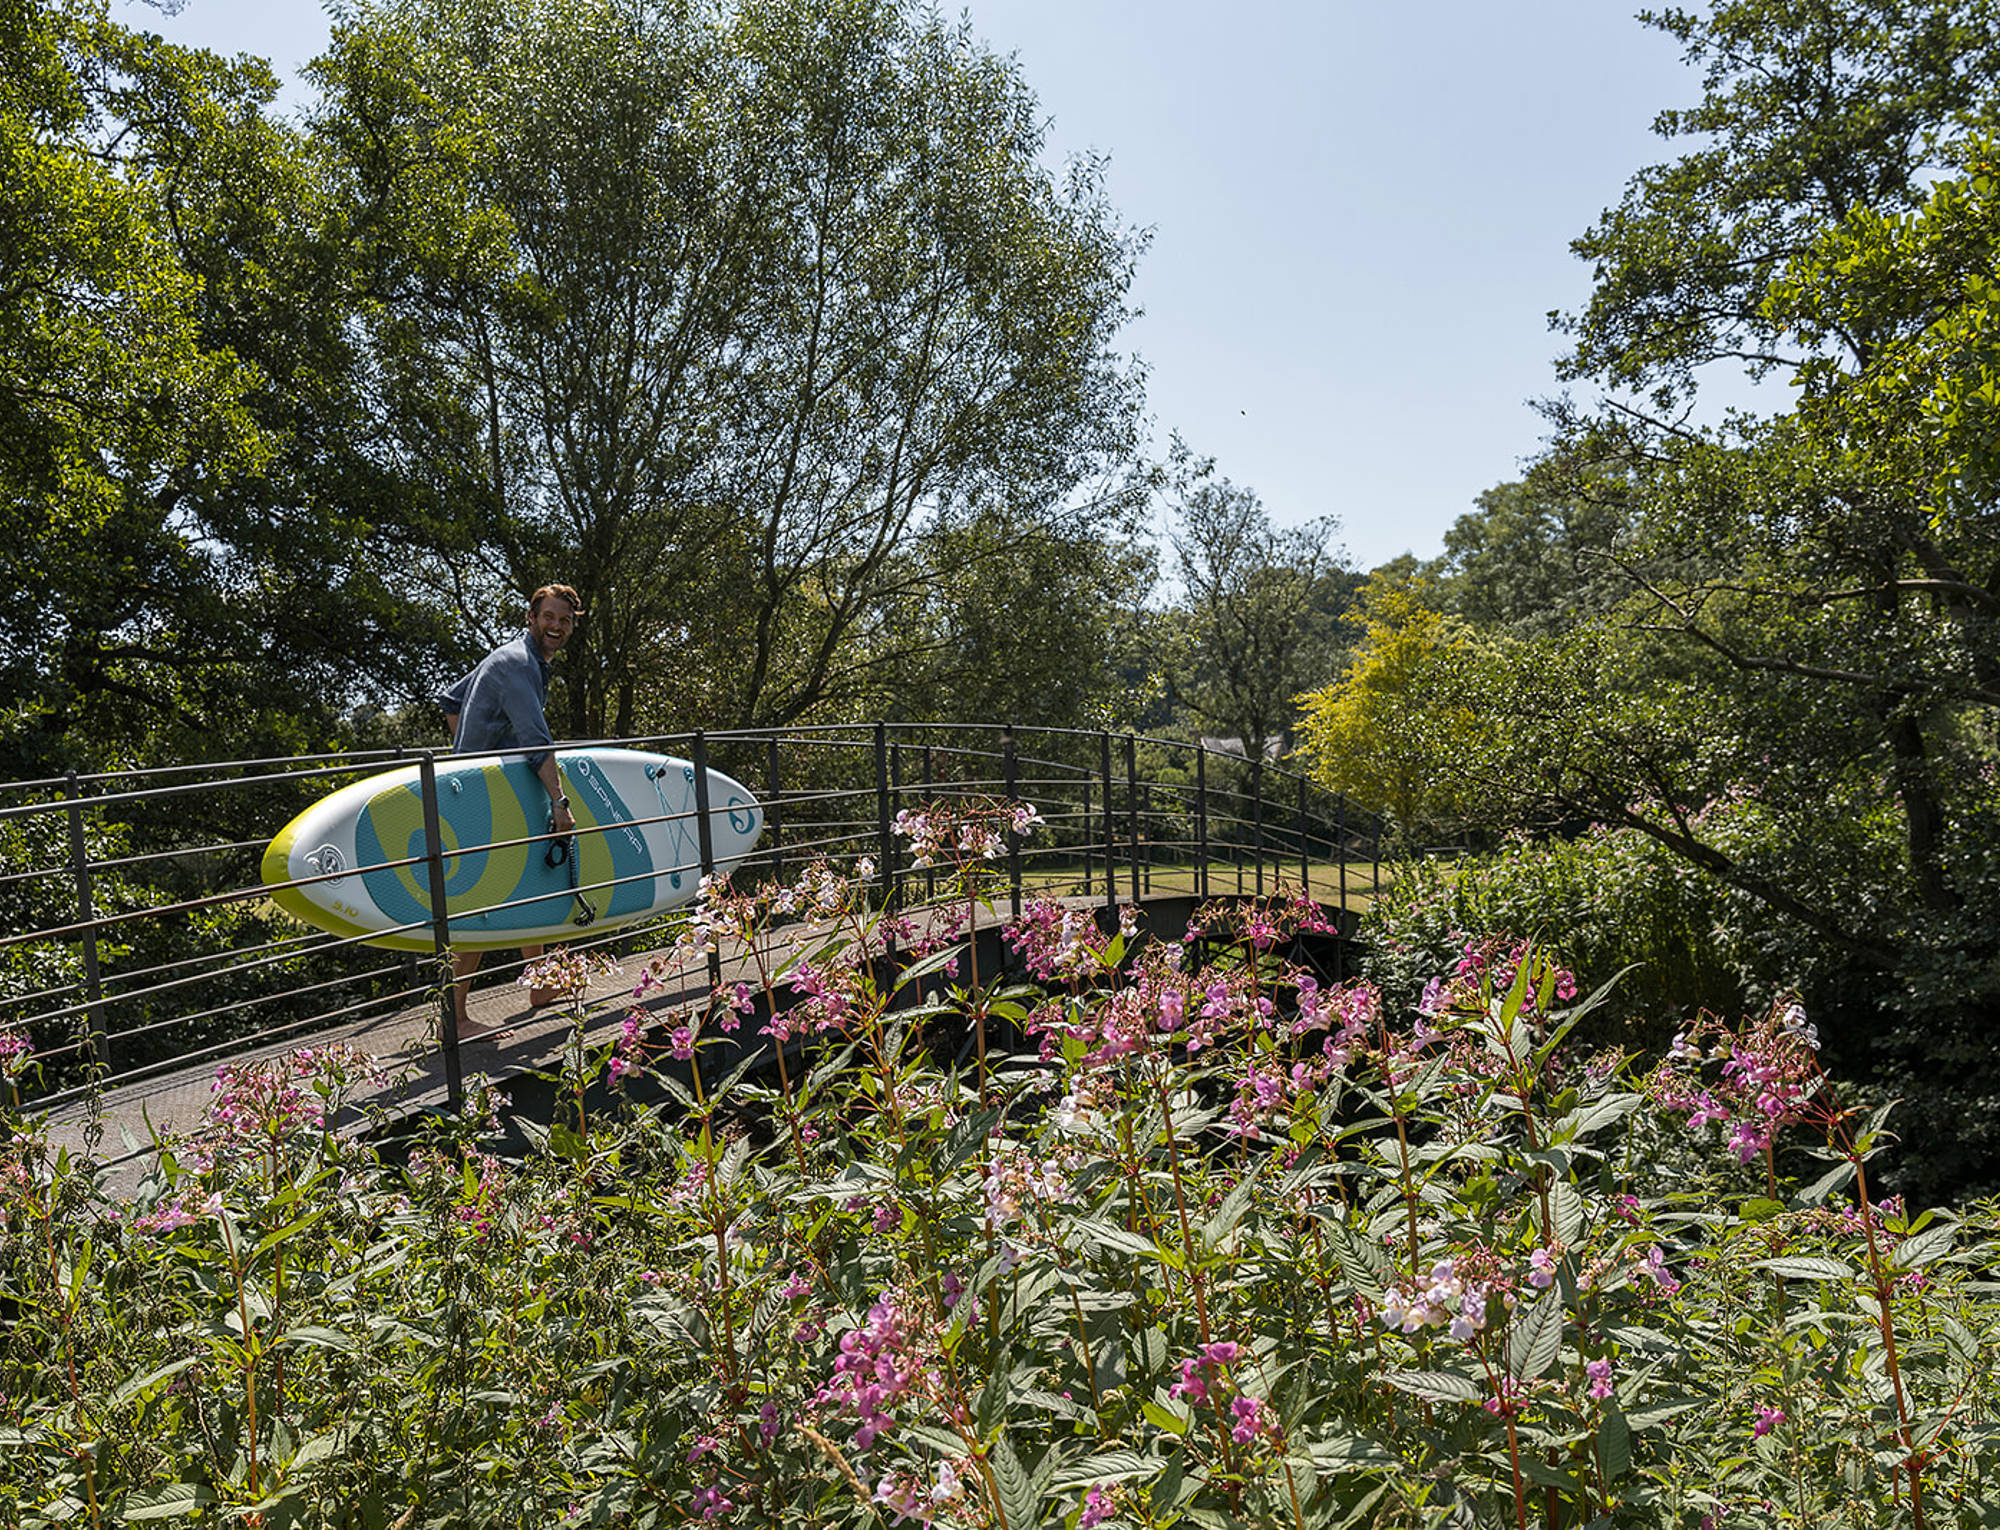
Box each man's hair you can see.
[528,584,583,619]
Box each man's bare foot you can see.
[458,1022,514,1044]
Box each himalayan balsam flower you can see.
[1586,1358,1615,1401]
[1753,1404,1786,1438]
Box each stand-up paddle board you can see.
[261,748,762,950]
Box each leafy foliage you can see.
[4,836,1996,1526]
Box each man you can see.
[436,583,582,1039]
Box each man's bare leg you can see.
[450,949,498,1040]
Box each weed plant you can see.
[1,801,1996,1527]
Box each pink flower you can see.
[1078,1485,1115,1529]
[1753,1404,1785,1438]
[1527,1248,1557,1289]
[1585,1358,1614,1401]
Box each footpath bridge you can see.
[0,724,1386,1180]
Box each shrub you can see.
[1,804,1995,1526]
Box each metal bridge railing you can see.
[0,723,1386,1115]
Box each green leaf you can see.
[1752,1256,1859,1281]
[253,1208,328,1258]
[1623,1395,1707,1431]
[1508,1285,1564,1380]
[115,1483,218,1520]
[280,1325,357,1353]
[111,1358,198,1410]
[288,1426,354,1470]
[987,1432,1037,1530]
[1893,1223,1955,1269]
[1383,1369,1483,1405]
[1047,1451,1154,1491]
[940,1106,1003,1176]
[1200,1164,1262,1249]
[1520,1455,1585,1492]
[1141,1400,1190,1435]
[1297,1435,1397,1469]
[1797,1162,1856,1205]
[1598,1404,1631,1482]
[1068,1218,1177,1266]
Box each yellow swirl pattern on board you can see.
[364,771,532,921]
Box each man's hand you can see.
[535,755,574,837]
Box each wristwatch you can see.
[554,795,571,810]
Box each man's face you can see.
[530,597,576,660]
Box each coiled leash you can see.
[544,815,598,927]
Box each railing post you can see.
[691,732,723,989]
[1252,759,1265,897]
[1082,781,1094,898]
[1298,772,1310,894]
[1125,733,1140,907]
[63,772,110,1074]
[418,752,461,1112]
[1337,794,1349,914]
[1141,783,1152,895]
[872,722,896,925]
[1003,723,1022,918]
[767,735,785,885]
[1099,731,1116,916]
[1195,747,1209,900]
[922,743,936,902]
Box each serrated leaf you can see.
[280,1325,357,1353]
[1798,1162,1856,1204]
[1894,1223,1955,1269]
[288,1427,353,1470]
[1047,1451,1154,1491]
[1069,1218,1176,1265]
[1598,1405,1631,1482]
[116,1483,218,1520]
[1553,1178,1586,1245]
[1568,1092,1642,1137]
[1624,1395,1707,1431]
[988,1432,1037,1530]
[1508,1285,1564,1380]
[1753,1256,1859,1281]
[1520,1455,1584,1491]
[1383,1369,1483,1405]
[111,1357,198,1410]
[1319,1216,1388,1296]
[1298,1435,1397,1468]
[940,1106,1002,1176]
[1201,1166,1262,1249]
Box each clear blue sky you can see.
[138,0,1708,570]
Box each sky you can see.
[135,0,1711,570]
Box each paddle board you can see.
[261,748,762,951]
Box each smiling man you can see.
[436,583,583,1039]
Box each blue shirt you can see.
[437,631,555,767]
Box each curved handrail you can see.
[2,722,1388,1112]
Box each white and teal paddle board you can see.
[261,748,762,951]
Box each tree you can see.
[1423,479,1633,637]
[1163,446,1355,764]
[1439,0,2000,1193]
[1296,580,1487,839]
[1,0,498,775]
[340,0,1148,735]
